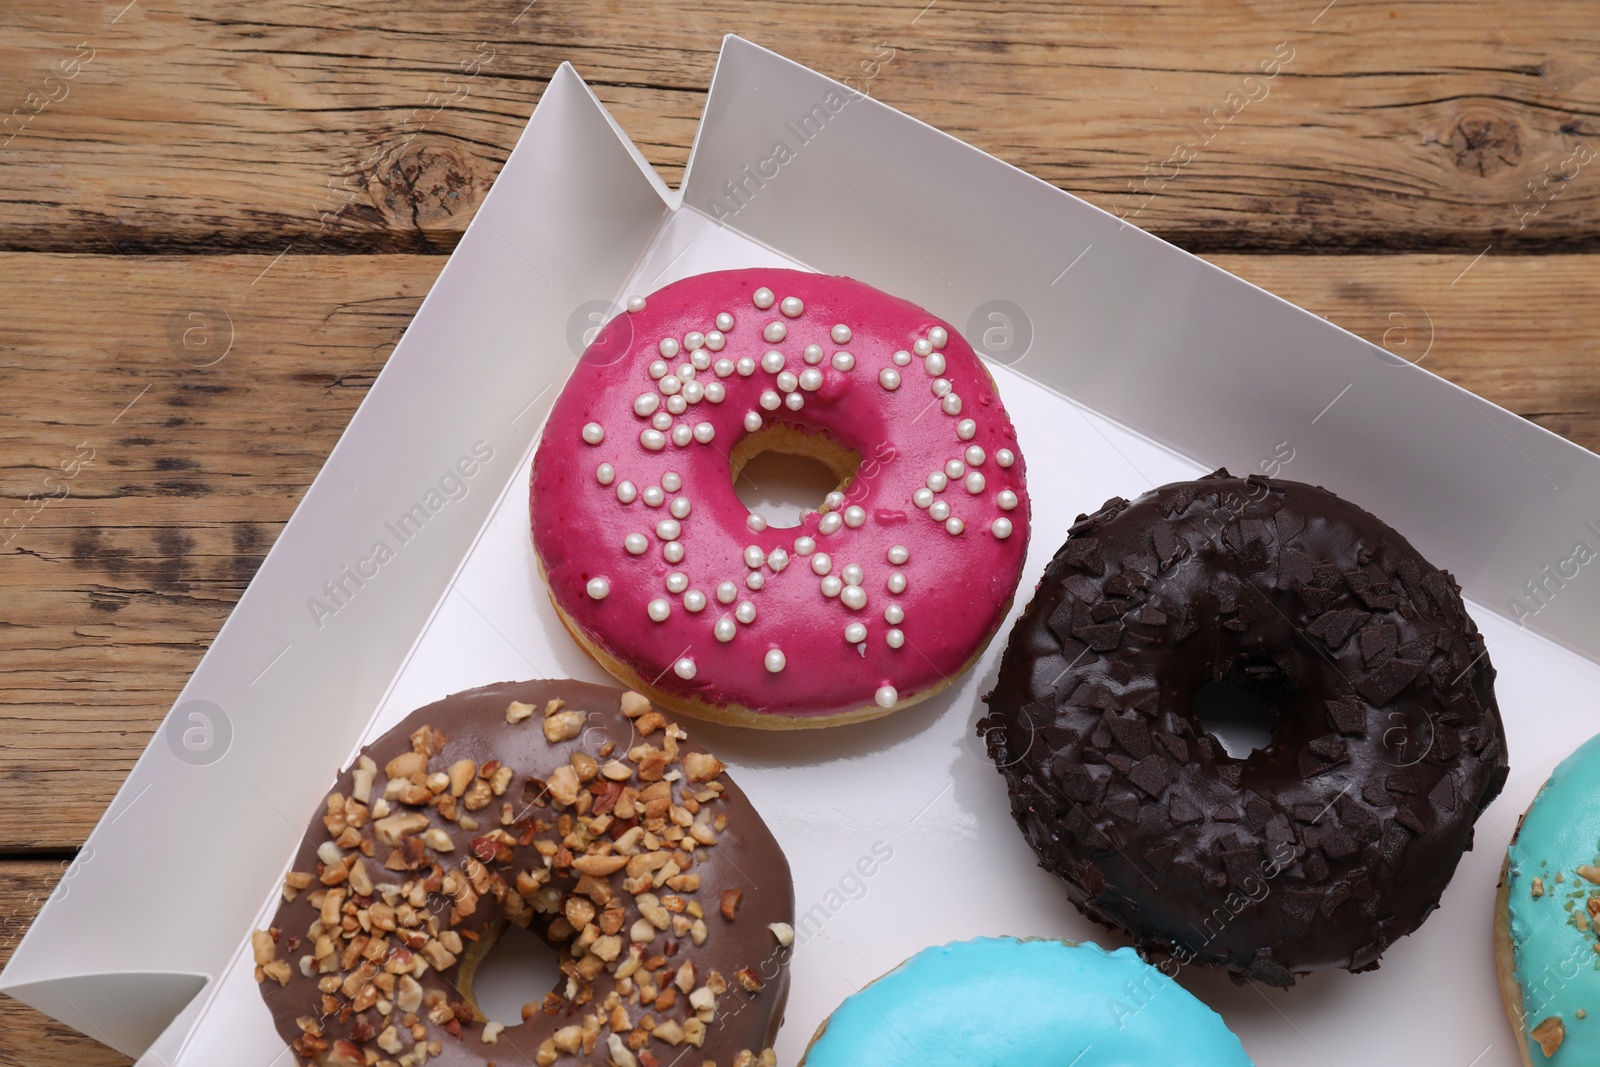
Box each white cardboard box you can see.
[6,36,1600,1067]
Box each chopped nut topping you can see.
[1533,1015,1565,1056]
[506,700,536,724]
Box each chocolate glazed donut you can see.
[979,471,1509,986]
[252,679,791,1067]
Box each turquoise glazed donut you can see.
[798,937,1253,1066]
[1497,733,1600,1064]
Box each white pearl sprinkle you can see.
[648,598,670,622]
[736,601,756,624]
[875,685,898,708]
[674,657,696,680]
[885,604,905,624]
[617,481,638,504]
[945,459,966,479]
[820,575,843,597]
[753,287,775,309]
[997,449,1015,467]
[666,571,688,593]
[649,360,670,380]
[795,536,816,556]
[886,628,905,649]
[831,351,855,372]
[582,422,605,445]
[716,312,734,331]
[759,390,781,411]
[586,577,610,599]
[887,545,909,564]
[681,380,704,404]
[693,422,715,444]
[913,488,934,509]
[635,394,661,417]
[785,392,804,411]
[803,343,825,365]
[761,350,785,374]
[965,445,986,466]
[656,518,681,541]
[716,581,738,604]
[627,296,646,313]
[763,322,787,343]
[659,337,680,358]
[843,505,866,528]
[929,501,951,522]
[842,564,864,587]
[670,497,692,519]
[765,648,786,672]
[965,472,986,494]
[714,358,735,378]
[662,472,682,491]
[931,378,951,398]
[942,395,963,416]
[811,552,833,575]
[747,513,767,532]
[929,326,948,348]
[925,352,946,376]
[957,419,977,441]
[888,572,907,594]
[799,368,824,392]
[845,621,867,643]
[831,324,852,344]
[672,424,692,447]
[913,338,933,357]
[927,472,948,492]
[744,411,763,432]
[625,533,648,555]
[684,590,707,612]
[715,618,737,642]
[642,485,665,507]
[998,490,1019,511]
[744,545,765,568]
[706,330,726,352]
[946,517,966,535]
[684,331,704,351]
[654,410,675,429]
[768,548,790,571]
[824,491,846,511]
[776,371,798,393]
[705,382,726,403]
[780,296,804,318]
[596,463,615,485]
[879,369,901,391]
[691,349,712,371]
[841,586,867,610]
[992,517,1013,538]
[663,541,684,563]
[658,375,681,396]
[746,572,765,590]
[818,512,843,535]
[893,349,912,366]
[641,429,666,451]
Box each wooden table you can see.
[2,1,1596,1061]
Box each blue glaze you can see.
[1507,733,1600,1063]
[801,937,1253,1067]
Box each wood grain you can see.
[1,0,1598,254]
[0,249,1594,855]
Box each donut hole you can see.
[457,920,562,1026]
[1191,677,1281,759]
[729,423,861,529]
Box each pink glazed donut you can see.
[531,269,1030,728]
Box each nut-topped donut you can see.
[252,679,792,1067]
[531,269,1030,728]
[981,471,1509,986]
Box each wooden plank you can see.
[0,1,1597,254]
[0,859,133,1066]
[1,250,1596,855]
